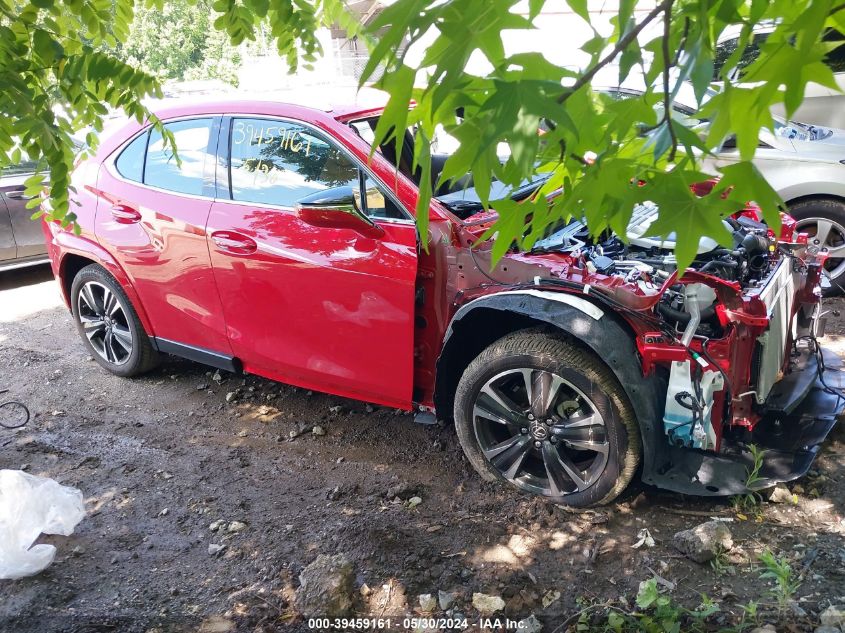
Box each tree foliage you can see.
[1,0,843,266]
[116,0,241,86]
[0,0,357,227]
[362,0,845,268]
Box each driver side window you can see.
[228,118,407,221]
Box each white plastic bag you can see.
[0,469,86,580]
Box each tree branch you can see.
[661,0,679,162]
[556,0,674,105]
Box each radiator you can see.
[752,259,797,404]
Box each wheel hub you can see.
[529,420,549,441]
[472,367,610,498]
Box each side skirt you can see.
[150,337,241,374]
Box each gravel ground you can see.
[1,265,844,633]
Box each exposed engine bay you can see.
[531,201,776,286]
[512,200,829,457]
[529,202,793,451]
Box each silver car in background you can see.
[0,158,49,272]
[1,136,86,273]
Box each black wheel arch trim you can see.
[434,289,667,487]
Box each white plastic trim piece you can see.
[474,289,604,320]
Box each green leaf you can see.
[527,0,543,20]
[636,579,659,610]
[32,29,64,66]
[565,0,589,22]
[484,198,530,262]
[630,169,736,270]
[712,161,784,232]
[413,126,433,251]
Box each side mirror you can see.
[294,186,385,238]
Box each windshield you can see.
[349,117,547,219]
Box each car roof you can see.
[92,87,391,159]
[143,86,389,122]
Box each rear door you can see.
[95,117,232,356]
[206,116,418,407]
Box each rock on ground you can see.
[438,590,455,611]
[418,593,437,613]
[819,605,845,628]
[207,543,225,556]
[519,614,543,633]
[295,554,355,618]
[768,484,796,504]
[197,616,234,633]
[472,592,505,615]
[367,579,408,617]
[672,520,733,563]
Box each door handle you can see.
[110,204,142,224]
[5,189,34,201]
[211,230,258,255]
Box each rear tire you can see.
[70,264,158,377]
[453,329,640,507]
[788,198,845,296]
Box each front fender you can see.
[436,289,666,485]
[49,227,154,336]
[779,180,845,204]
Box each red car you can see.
[43,96,842,507]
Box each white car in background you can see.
[714,25,845,129]
[602,82,845,293]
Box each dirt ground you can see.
[1,265,844,633]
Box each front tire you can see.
[788,198,845,296]
[70,264,158,377]
[453,329,640,507]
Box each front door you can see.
[207,116,418,408]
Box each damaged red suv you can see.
[43,96,843,507]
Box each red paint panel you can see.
[206,200,418,408]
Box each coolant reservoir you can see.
[663,360,724,450]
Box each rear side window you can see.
[145,119,213,196]
[715,29,845,78]
[115,131,147,182]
